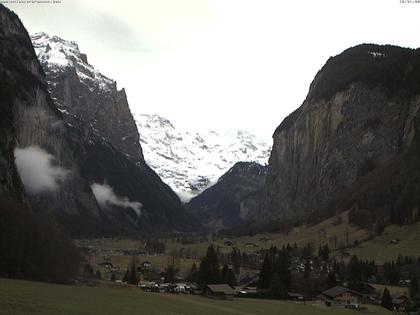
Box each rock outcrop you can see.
[186,162,267,230]
[258,44,420,230]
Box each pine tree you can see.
[276,249,291,292]
[269,273,284,298]
[410,275,419,300]
[111,273,116,282]
[95,270,102,279]
[258,254,272,290]
[381,288,393,310]
[164,265,176,283]
[198,245,220,286]
[128,263,138,285]
[327,272,337,288]
[188,262,198,283]
[123,268,129,282]
[220,264,236,287]
[348,255,363,291]
[304,259,311,280]
[231,248,241,275]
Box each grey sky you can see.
[5,0,420,142]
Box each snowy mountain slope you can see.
[135,114,271,201]
[31,32,114,92]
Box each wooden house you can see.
[319,286,362,308]
[204,284,235,300]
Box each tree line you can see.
[0,198,80,283]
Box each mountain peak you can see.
[31,32,114,92]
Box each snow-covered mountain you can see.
[135,114,271,201]
[30,32,271,202]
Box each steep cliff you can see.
[31,32,144,164]
[259,44,420,230]
[186,162,267,230]
[0,5,197,236]
[0,4,113,236]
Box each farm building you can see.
[204,284,235,300]
[318,286,362,308]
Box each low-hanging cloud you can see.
[14,146,69,194]
[91,182,142,216]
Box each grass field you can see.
[345,222,420,263]
[0,278,390,315]
[161,211,369,258]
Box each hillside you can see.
[259,44,420,233]
[186,162,267,230]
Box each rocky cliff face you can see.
[31,32,144,164]
[186,162,267,230]
[0,6,197,236]
[0,6,27,202]
[0,5,108,235]
[258,44,420,230]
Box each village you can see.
[76,236,420,314]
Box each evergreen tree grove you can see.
[198,245,220,286]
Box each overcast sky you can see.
[5,0,420,142]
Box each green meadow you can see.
[0,278,390,315]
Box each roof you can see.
[322,286,361,299]
[392,298,409,305]
[206,284,235,295]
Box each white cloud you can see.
[14,146,69,194]
[91,182,142,216]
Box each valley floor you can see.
[0,278,389,315]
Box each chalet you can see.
[204,284,235,300]
[360,283,378,303]
[392,295,410,311]
[319,286,362,308]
